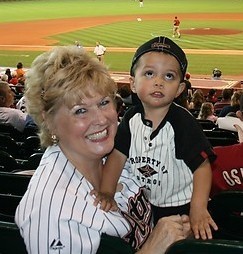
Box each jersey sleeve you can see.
[114,107,136,157]
[171,104,216,172]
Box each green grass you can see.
[0,0,243,77]
[1,50,243,77]
[50,20,243,50]
[0,0,243,23]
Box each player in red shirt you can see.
[173,16,181,38]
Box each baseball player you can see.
[172,16,181,38]
[94,41,106,63]
[93,36,218,240]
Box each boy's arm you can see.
[93,148,127,211]
[190,159,218,239]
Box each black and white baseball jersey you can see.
[115,102,216,207]
[15,146,152,253]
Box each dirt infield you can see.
[182,28,241,35]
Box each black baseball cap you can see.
[130,36,188,79]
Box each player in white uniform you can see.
[15,46,190,254]
[94,36,218,240]
[94,41,106,63]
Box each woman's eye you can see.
[75,108,86,115]
[100,98,110,107]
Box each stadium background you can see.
[0,0,243,91]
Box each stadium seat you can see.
[197,119,217,130]
[97,233,134,254]
[0,220,27,254]
[203,129,239,147]
[0,150,22,172]
[209,190,243,241]
[0,194,21,222]
[0,134,23,158]
[21,152,43,170]
[0,171,31,196]
[165,239,243,254]
[0,123,24,142]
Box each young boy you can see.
[93,36,218,240]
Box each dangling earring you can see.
[51,134,58,145]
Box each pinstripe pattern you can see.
[115,103,215,208]
[15,146,152,253]
[129,113,193,207]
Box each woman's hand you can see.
[137,215,190,254]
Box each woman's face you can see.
[52,89,118,162]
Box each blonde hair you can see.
[25,46,117,147]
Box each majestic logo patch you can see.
[50,239,65,250]
[137,164,157,177]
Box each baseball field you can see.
[0,0,243,80]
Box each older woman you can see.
[15,46,190,254]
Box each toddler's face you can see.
[130,52,185,110]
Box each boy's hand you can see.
[190,208,218,240]
[91,189,118,212]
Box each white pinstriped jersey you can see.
[115,102,216,207]
[15,145,152,253]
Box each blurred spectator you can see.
[15,62,25,80]
[9,71,18,85]
[115,93,125,122]
[214,88,234,115]
[217,92,243,131]
[212,68,222,80]
[188,89,205,117]
[210,124,243,197]
[75,40,82,48]
[174,72,192,109]
[16,95,26,113]
[0,81,27,132]
[206,89,218,104]
[185,72,193,101]
[1,74,9,82]
[218,90,242,117]
[198,102,218,123]
[5,68,12,83]
[236,110,243,121]
[118,84,132,107]
[217,115,243,132]
[174,87,190,109]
